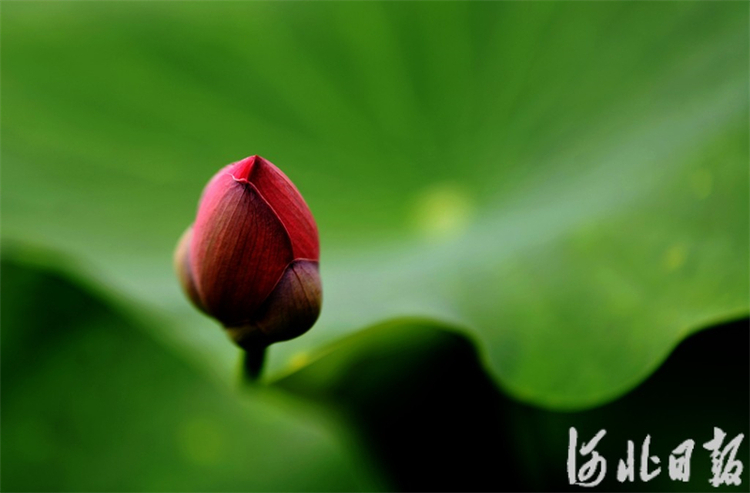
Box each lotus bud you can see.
[175,155,322,354]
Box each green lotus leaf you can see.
[1,257,381,492]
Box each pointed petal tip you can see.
[230,155,258,183]
[240,156,320,260]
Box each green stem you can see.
[242,344,267,384]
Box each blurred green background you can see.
[2,1,748,491]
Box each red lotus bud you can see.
[175,155,321,352]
